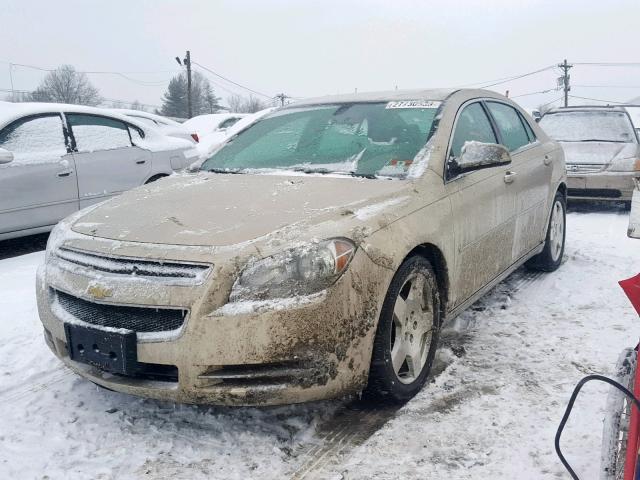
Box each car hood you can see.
[560,141,638,165]
[71,173,411,247]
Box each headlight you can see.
[608,158,640,172]
[230,238,356,301]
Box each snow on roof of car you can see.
[545,105,630,113]
[0,101,194,152]
[110,109,180,126]
[182,113,248,135]
[287,88,461,107]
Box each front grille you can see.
[55,289,187,333]
[55,247,210,282]
[566,164,606,174]
[568,188,622,198]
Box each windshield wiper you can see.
[560,139,623,143]
[291,167,377,179]
[206,167,244,174]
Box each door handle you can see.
[543,154,552,166]
[57,170,73,177]
[136,160,146,165]
[504,171,517,184]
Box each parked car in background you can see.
[539,106,640,206]
[194,108,276,160]
[37,89,566,406]
[0,102,195,241]
[111,109,198,143]
[182,113,247,141]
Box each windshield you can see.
[200,102,440,178]
[540,110,637,143]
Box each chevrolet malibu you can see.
[37,89,567,406]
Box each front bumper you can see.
[36,243,388,406]
[567,170,639,202]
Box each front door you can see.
[484,101,552,261]
[0,114,79,235]
[446,101,518,306]
[66,113,151,208]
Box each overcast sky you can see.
[2,0,639,111]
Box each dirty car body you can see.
[539,106,640,203]
[36,89,566,406]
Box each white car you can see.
[111,109,198,144]
[182,113,247,140]
[194,108,277,160]
[0,102,196,241]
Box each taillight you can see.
[191,133,199,143]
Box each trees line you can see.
[4,64,273,117]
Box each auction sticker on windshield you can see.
[386,100,441,109]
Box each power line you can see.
[511,88,557,98]
[567,94,627,104]
[192,61,272,99]
[573,62,640,67]
[6,62,175,87]
[539,96,563,109]
[456,65,555,89]
[573,84,640,89]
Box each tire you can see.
[526,191,566,272]
[600,348,636,480]
[365,256,441,403]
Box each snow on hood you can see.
[559,141,639,165]
[70,172,410,247]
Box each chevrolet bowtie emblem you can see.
[87,284,113,300]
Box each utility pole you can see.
[275,93,289,107]
[558,59,572,107]
[175,51,193,118]
[8,63,14,102]
[185,51,192,118]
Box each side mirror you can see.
[629,178,640,239]
[449,142,511,177]
[0,148,13,164]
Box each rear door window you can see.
[0,114,67,163]
[67,114,132,152]
[450,102,497,158]
[486,102,530,152]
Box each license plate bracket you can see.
[64,323,137,375]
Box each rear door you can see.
[447,101,518,305]
[0,113,78,235]
[485,101,552,261]
[66,113,152,208]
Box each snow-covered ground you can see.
[0,209,638,479]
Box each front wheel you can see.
[526,191,566,272]
[365,256,441,403]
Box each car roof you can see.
[545,105,630,114]
[286,88,506,107]
[0,101,158,133]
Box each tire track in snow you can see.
[289,267,547,479]
[0,366,73,405]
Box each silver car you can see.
[539,106,640,205]
[0,102,195,241]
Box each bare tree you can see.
[30,65,101,106]
[130,100,144,111]
[225,94,270,113]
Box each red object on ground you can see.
[621,274,640,480]
[624,348,640,480]
[620,274,640,316]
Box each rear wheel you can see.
[366,256,441,403]
[600,348,636,480]
[526,191,566,272]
